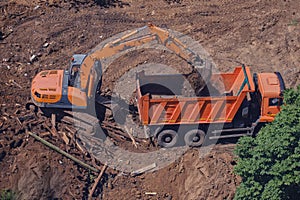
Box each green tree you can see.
[234,86,300,200]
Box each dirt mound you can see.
[102,146,240,200]
[0,0,299,199]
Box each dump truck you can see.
[136,65,285,147]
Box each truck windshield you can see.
[269,98,283,106]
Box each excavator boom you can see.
[80,24,208,96]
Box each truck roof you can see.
[257,73,281,97]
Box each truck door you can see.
[263,97,283,117]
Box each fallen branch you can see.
[51,114,57,136]
[40,132,51,137]
[9,79,22,89]
[124,126,138,148]
[65,125,77,136]
[88,164,107,200]
[131,163,157,176]
[43,123,58,137]
[145,192,157,195]
[28,131,99,173]
[75,139,87,155]
[58,131,70,145]
[15,117,22,127]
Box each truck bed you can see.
[136,66,255,125]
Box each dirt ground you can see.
[0,0,299,199]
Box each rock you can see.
[135,190,141,198]
[42,42,49,48]
[2,58,10,62]
[15,103,21,107]
[164,194,172,200]
[30,55,37,63]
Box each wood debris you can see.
[145,192,157,195]
[9,79,22,89]
[88,164,107,200]
[124,126,138,148]
[51,114,57,137]
[131,163,157,176]
[28,131,99,173]
[58,131,70,145]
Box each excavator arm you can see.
[79,24,208,98]
[147,24,204,68]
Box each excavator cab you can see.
[68,54,86,87]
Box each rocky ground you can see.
[0,0,299,199]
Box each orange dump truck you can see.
[136,65,285,147]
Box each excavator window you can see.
[69,65,80,87]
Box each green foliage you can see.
[234,86,300,200]
[288,19,299,26]
[0,190,15,200]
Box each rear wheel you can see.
[157,129,178,148]
[184,129,205,147]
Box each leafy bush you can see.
[234,86,300,200]
[0,190,15,200]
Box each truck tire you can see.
[157,129,178,148]
[184,129,205,147]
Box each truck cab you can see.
[256,72,285,122]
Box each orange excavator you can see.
[30,24,210,110]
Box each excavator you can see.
[30,24,211,111]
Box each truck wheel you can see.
[157,130,178,148]
[184,129,205,147]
